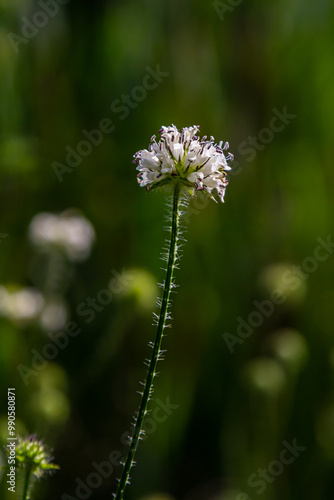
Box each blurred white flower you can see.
[28,211,95,261]
[134,124,233,202]
[39,296,68,331]
[0,286,44,322]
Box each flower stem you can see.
[114,183,182,499]
[22,464,32,500]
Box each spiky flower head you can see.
[16,435,59,479]
[134,124,233,203]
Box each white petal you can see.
[171,143,184,161]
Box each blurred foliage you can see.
[0,0,334,499]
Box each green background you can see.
[1,0,334,499]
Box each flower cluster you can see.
[15,435,59,478]
[134,124,233,202]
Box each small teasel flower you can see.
[14,435,59,499]
[16,435,59,476]
[133,124,233,202]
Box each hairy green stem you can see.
[114,183,181,499]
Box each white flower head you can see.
[134,124,233,202]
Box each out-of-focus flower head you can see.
[28,210,95,261]
[0,286,44,322]
[15,435,59,479]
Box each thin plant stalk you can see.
[22,464,32,500]
[114,183,182,499]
